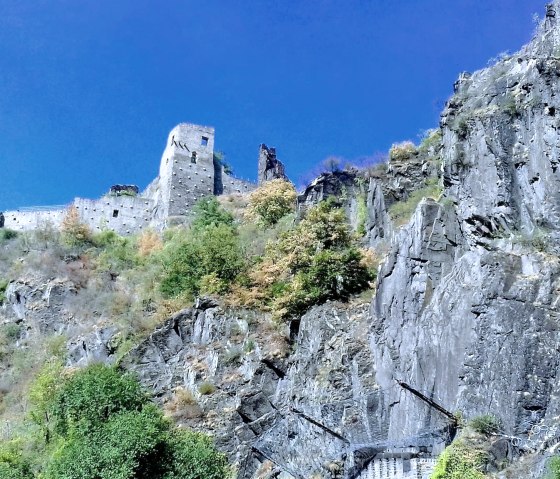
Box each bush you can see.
[93,232,140,272]
[50,364,147,435]
[547,456,560,479]
[389,141,417,162]
[0,441,33,479]
[44,404,169,479]
[431,438,486,479]
[356,193,368,236]
[164,430,229,479]
[198,382,216,395]
[245,179,297,226]
[469,415,502,435]
[0,229,18,243]
[138,229,163,257]
[419,129,443,154]
[29,364,229,479]
[234,199,374,319]
[191,197,234,231]
[0,278,9,304]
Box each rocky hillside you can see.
[2,3,560,479]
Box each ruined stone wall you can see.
[74,196,155,235]
[2,208,67,231]
[3,196,155,236]
[258,144,288,185]
[220,171,256,196]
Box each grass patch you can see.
[388,177,443,226]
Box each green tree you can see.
[34,365,229,479]
[239,199,374,318]
[50,364,147,435]
[160,224,245,298]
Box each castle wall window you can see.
[201,136,209,147]
[113,210,119,218]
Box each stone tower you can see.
[157,123,216,224]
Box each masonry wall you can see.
[3,208,67,231]
[358,457,437,479]
[3,195,156,236]
[74,196,155,235]
[220,171,256,196]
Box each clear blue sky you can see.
[0,0,545,210]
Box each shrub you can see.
[388,177,443,226]
[61,206,91,247]
[31,365,229,479]
[389,141,417,162]
[0,229,18,243]
[0,441,33,479]
[198,382,217,395]
[246,179,297,226]
[50,364,147,435]
[44,404,169,479]
[93,232,140,272]
[191,197,234,230]
[164,430,229,479]
[419,129,443,154]
[547,456,560,479]
[356,193,368,236]
[138,229,163,257]
[235,199,374,319]
[431,438,486,479]
[0,278,9,304]
[454,117,469,139]
[469,415,502,435]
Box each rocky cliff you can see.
[2,3,560,479]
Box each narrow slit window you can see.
[201,136,209,147]
[113,210,119,218]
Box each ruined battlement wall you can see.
[220,171,256,196]
[3,208,67,232]
[3,195,156,236]
[74,196,155,235]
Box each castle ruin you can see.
[1,123,289,235]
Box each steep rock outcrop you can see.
[258,144,289,185]
[369,6,560,475]
[121,300,374,478]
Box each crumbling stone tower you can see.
[158,123,216,224]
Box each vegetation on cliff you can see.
[1,364,228,479]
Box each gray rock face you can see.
[369,8,560,475]
[120,301,377,477]
[258,144,289,185]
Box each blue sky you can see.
[0,0,545,210]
